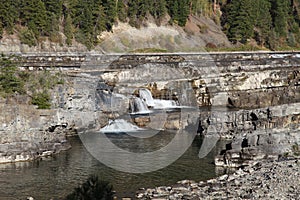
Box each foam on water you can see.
[294,54,300,58]
[270,54,291,58]
[153,99,177,109]
[139,88,178,109]
[100,119,144,133]
[139,88,155,107]
[130,97,152,114]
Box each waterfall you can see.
[130,97,151,114]
[100,119,144,133]
[139,89,155,107]
[139,88,178,109]
[153,99,177,109]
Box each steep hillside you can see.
[1,0,300,52]
[0,15,230,53]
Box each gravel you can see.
[136,159,300,199]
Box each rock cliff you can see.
[0,52,299,165]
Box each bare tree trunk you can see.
[213,0,217,14]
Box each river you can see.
[0,133,228,199]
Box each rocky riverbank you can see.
[136,158,300,199]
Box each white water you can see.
[100,119,144,133]
[270,54,291,58]
[153,99,177,109]
[139,89,155,107]
[130,97,152,114]
[139,88,178,109]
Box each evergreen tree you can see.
[42,0,63,35]
[271,0,290,37]
[178,0,190,26]
[167,0,180,23]
[167,0,190,26]
[0,0,299,49]
[253,0,272,46]
[92,1,106,38]
[42,0,63,18]
[103,0,117,30]
[190,0,212,16]
[224,0,255,43]
[0,0,20,34]
[117,0,127,22]
[64,14,73,45]
[151,0,167,20]
[293,0,300,25]
[127,0,140,27]
[19,0,48,36]
[0,55,24,95]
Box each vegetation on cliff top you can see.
[0,0,300,50]
[0,54,64,109]
[0,55,25,95]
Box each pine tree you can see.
[92,1,106,41]
[103,0,117,30]
[19,0,48,36]
[0,0,20,34]
[293,0,300,24]
[64,14,73,45]
[127,0,140,27]
[271,0,290,37]
[178,0,190,26]
[0,55,24,95]
[190,0,212,16]
[42,0,63,35]
[224,0,255,43]
[151,0,167,20]
[167,0,190,26]
[117,0,127,22]
[253,0,272,46]
[42,0,63,17]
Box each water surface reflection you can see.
[0,135,227,199]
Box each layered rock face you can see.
[0,52,299,164]
[0,103,71,163]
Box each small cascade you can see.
[153,99,177,109]
[137,88,178,110]
[139,89,155,107]
[130,97,151,114]
[100,119,144,133]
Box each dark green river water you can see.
[0,134,228,199]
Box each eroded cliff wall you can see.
[0,52,299,165]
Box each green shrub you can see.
[31,92,51,109]
[0,55,25,95]
[65,175,114,200]
[19,28,37,47]
[292,143,300,156]
[49,31,62,44]
[25,70,64,109]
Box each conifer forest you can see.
[0,0,300,49]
